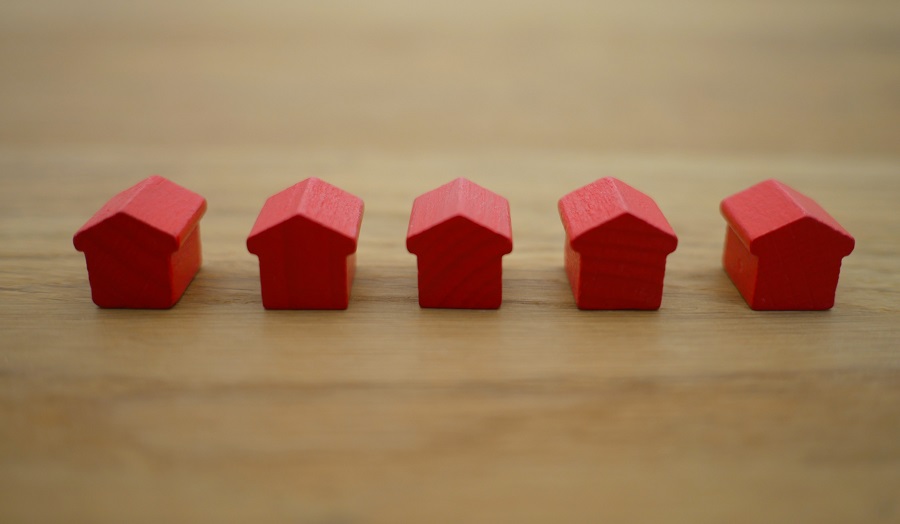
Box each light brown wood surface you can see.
[1,2,899,523]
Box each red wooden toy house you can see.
[720,179,855,310]
[247,178,364,310]
[406,178,513,309]
[558,177,678,310]
[73,176,207,308]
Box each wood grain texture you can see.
[407,178,513,309]
[1,1,900,523]
[247,178,363,310]
[73,175,207,309]
[721,179,856,310]
[559,177,678,310]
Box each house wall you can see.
[254,230,353,310]
[723,226,760,308]
[416,253,504,309]
[566,239,670,310]
[170,226,204,305]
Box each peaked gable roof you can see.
[720,179,854,256]
[74,176,207,253]
[247,178,364,255]
[558,177,677,253]
[406,178,512,254]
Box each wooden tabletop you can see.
[2,2,899,523]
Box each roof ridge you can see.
[293,177,315,218]
[721,179,853,256]
[115,176,163,216]
[74,176,205,253]
[452,178,468,217]
[773,179,822,219]
[608,178,631,217]
[247,178,362,256]
[406,178,512,254]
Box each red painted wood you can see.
[247,178,364,310]
[720,179,855,310]
[73,176,207,308]
[558,177,678,310]
[406,178,513,309]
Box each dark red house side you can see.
[720,179,855,310]
[406,178,513,309]
[247,178,364,310]
[558,177,677,310]
[73,176,207,309]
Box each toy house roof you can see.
[73,176,207,253]
[720,179,854,255]
[406,178,512,255]
[558,177,677,253]
[247,178,363,254]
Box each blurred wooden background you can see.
[1,1,898,523]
